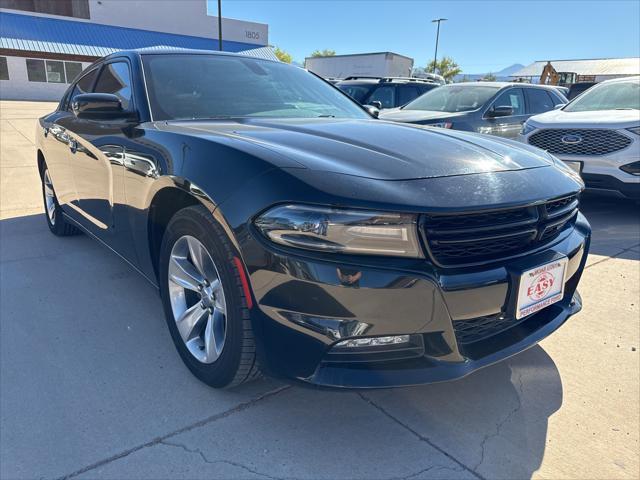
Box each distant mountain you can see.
[495,63,526,76]
[454,63,525,82]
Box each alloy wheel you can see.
[168,235,227,364]
[43,169,56,225]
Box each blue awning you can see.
[0,11,261,57]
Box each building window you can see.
[26,59,84,84]
[46,60,66,83]
[64,62,83,83]
[0,0,90,19]
[26,59,46,82]
[0,57,8,81]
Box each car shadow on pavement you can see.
[1,213,566,479]
[356,345,562,479]
[580,195,640,261]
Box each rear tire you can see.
[158,205,259,388]
[41,166,80,236]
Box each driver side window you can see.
[65,68,98,111]
[93,62,133,110]
[491,89,525,116]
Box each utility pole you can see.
[431,18,447,73]
[217,0,223,51]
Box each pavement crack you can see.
[160,440,283,479]
[7,119,35,145]
[473,369,524,472]
[56,384,291,480]
[358,392,485,480]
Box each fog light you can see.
[335,335,410,348]
[620,161,640,176]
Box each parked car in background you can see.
[552,85,570,98]
[519,76,640,200]
[379,82,567,138]
[36,49,590,389]
[412,72,446,85]
[567,82,597,100]
[336,77,440,109]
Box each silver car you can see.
[379,82,567,139]
[519,77,640,200]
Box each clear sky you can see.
[209,0,640,74]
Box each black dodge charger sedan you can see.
[36,50,591,389]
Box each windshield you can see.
[142,54,370,121]
[403,85,499,112]
[564,80,640,112]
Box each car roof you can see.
[599,75,640,85]
[443,81,559,89]
[439,82,567,95]
[100,48,280,64]
[337,77,440,85]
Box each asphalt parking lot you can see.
[1,100,638,480]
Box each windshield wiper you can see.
[317,114,336,118]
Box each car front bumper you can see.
[517,130,640,199]
[247,212,591,388]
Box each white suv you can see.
[519,76,640,200]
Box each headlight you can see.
[521,122,537,135]
[254,204,423,258]
[627,126,640,135]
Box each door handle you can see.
[69,139,78,154]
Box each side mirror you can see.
[72,93,137,121]
[487,105,514,118]
[363,105,380,118]
[554,103,566,110]
[370,101,383,109]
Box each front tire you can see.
[159,205,259,388]
[41,166,80,236]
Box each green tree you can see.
[311,49,336,57]
[426,56,462,82]
[273,47,292,64]
[482,72,497,81]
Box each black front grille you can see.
[528,129,632,156]
[422,195,579,267]
[454,313,525,345]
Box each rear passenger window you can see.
[397,85,420,106]
[93,62,133,110]
[368,86,396,109]
[527,88,556,114]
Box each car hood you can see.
[163,118,553,181]
[378,109,468,124]
[528,108,640,128]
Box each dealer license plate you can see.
[515,257,568,319]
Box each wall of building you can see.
[0,1,268,47]
[0,56,92,101]
[305,53,414,79]
[87,0,267,46]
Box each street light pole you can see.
[431,18,447,73]
[217,0,223,51]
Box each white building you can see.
[0,0,268,100]
[305,52,414,80]
[511,57,640,84]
